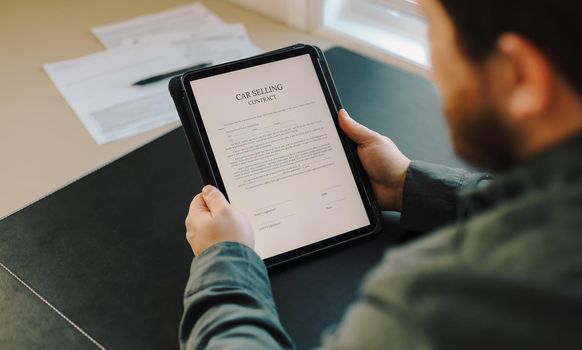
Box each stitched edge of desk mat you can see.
[0,261,106,349]
[0,126,197,348]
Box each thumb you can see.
[189,193,210,214]
[202,185,229,214]
[338,109,379,146]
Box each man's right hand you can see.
[338,109,411,212]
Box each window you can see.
[223,0,429,73]
[317,0,429,72]
[364,0,422,18]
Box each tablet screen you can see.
[189,54,370,259]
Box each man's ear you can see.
[497,34,555,121]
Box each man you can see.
[180,0,582,348]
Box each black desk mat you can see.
[0,47,465,349]
[0,265,97,349]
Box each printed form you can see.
[44,4,261,144]
[190,54,370,258]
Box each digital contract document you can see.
[190,54,370,258]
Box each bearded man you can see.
[179,0,582,348]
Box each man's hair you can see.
[437,0,582,95]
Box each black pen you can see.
[132,62,212,86]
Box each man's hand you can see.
[185,185,254,256]
[339,109,411,212]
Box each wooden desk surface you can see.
[0,0,330,218]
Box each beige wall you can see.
[224,0,313,30]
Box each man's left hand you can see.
[185,185,254,256]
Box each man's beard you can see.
[445,100,522,171]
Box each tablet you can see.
[169,44,382,266]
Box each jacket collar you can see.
[466,132,582,211]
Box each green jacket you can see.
[180,135,582,349]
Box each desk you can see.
[0,46,466,349]
[1,1,468,349]
[0,0,331,219]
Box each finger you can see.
[202,185,229,214]
[338,109,378,146]
[186,193,210,231]
[189,193,210,214]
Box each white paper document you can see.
[92,3,225,49]
[122,23,262,63]
[44,32,260,144]
[44,44,190,144]
[45,3,262,144]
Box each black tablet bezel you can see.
[179,44,382,267]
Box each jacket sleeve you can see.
[180,242,295,350]
[400,160,492,232]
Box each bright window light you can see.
[322,0,429,69]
